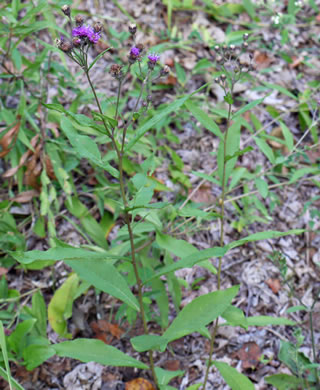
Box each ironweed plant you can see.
[2,3,318,390]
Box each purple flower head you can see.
[72,25,100,44]
[147,53,160,64]
[130,46,140,57]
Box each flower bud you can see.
[61,5,71,17]
[72,37,81,47]
[75,14,84,27]
[129,23,137,35]
[93,22,103,33]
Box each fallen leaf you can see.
[189,184,215,204]
[237,342,261,370]
[125,378,155,390]
[12,190,39,203]
[253,51,274,70]
[164,360,180,371]
[90,320,124,344]
[265,278,281,294]
[0,268,8,276]
[0,121,21,157]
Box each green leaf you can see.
[246,316,295,326]
[265,374,305,390]
[255,177,268,198]
[218,120,241,185]
[175,62,186,86]
[48,274,79,338]
[125,84,208,151]
[227,229,304,250]
[146,246,227,283]
[0,366,24,390]
[232,97,265,119]
[279,122,294,151]
[242,0,256,19]
[254,136,275,163]
[8,319,36,357]
[156,232,198,257]
[66,258,139,311]
[23,344,55,371]
[53,339,148,369]
[185,100,223,139]
[263,82,298,101]
[88,48,112,71]
[289,167,319,184]
[213,361,255,390]
[286,305,307,313]
[163,286,239,342]
[131,335,168,353]
[221,305,248,328]
[155,367,184,386]
[0,321,13,390]
[31,291,47,338]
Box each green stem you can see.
[85,70,158,389]
[202,98,233,390]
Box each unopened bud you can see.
[93,22,103,33]
[61,5,71,17]
[136,43,144,53]
[242,42,249,50]
[160,65,170,77]
[75,14,84,27]
[129,23,137,35]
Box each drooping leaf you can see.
[213,361,255,390]
[53,339,148,369]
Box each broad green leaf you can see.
[185,100,223,139]
[131,335,168,353]
[155,367,184,386]
[246,316,295,326]
[265,374,305,390]
[242,0,256,18]
[279,341,313,378]
[66,258,139,311]
[163,286,239,342]
[254,136,275,163]
[145,246,227,283]
[8,319,36,357]
[221,305,247,328]
[213,361,255,390]
[279,122,294,151]
[31,291,47,338]
[53,339,148,369]
[13,247,130,265]
[125,84,208,151]
[286,305,307,313]
[156,232,198,257]
[23,344,56,371]
[48,274,79,338]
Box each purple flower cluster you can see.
[130,46,140,57]
[147,53,160,64]
[72,25,100,44]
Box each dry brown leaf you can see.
[289,56,303,69]
[265,278,281,294]
[253,51,274,70]
[267,126,290,155]
[0,122,20,157]
[12,190,39,203]
[237,342,261,370]
[0,268,8,276]
[163,360,180,371]
[189,184,215,204]
[125,378,155,390]
[90,320,124,344]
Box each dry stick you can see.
[85,69,158,388]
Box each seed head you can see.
[75,14,84,27]
[61,5,71,17]
[160,65,170,77]
[129,23,137,35]
[243,33,249,41]
[214,77,220,83]
[230,44,235,51]
[242,42,249,50]
[214,45,220,52]
[110,64,123,80]
[72,37,81,47]
[60,40,73,53]
[216,55,224,64]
